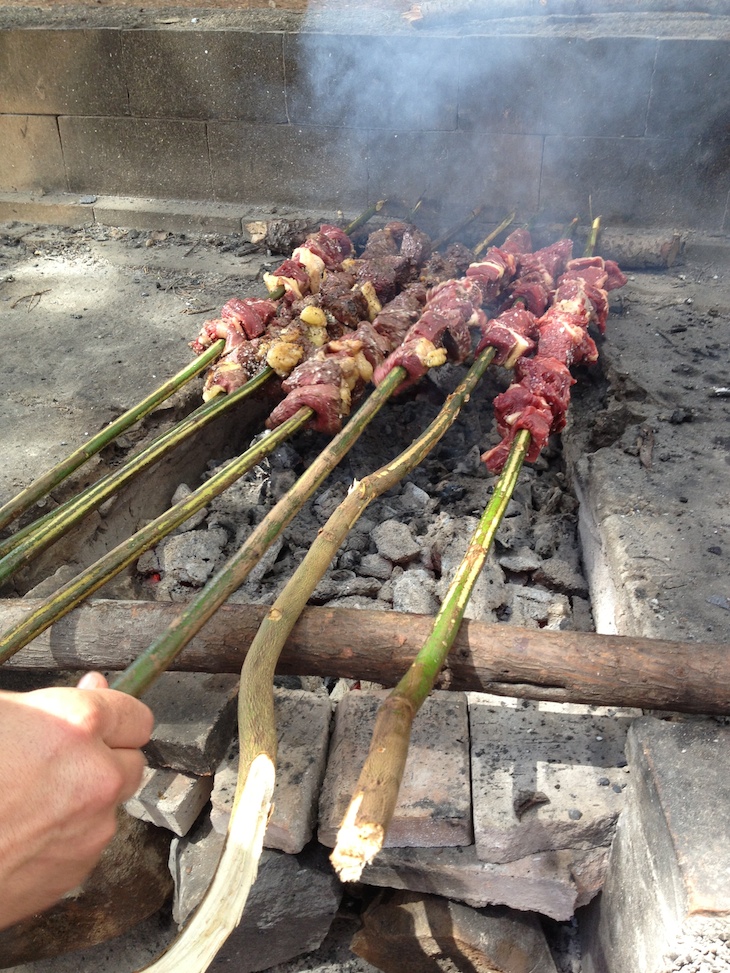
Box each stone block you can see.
[140,671,240,776]
[285,32,458,131]
[122,30,287,122]
[362,843,607,922]
[648,39,730,139]
[170,820,342,972]
[468,694,633,865]
[0,191,93,227]
[59,116,212,200]
[211,688,332,854]
[208,121,369,210]
[457,35,654,137]
[92,196,245,234]
[125,765,213,837]
[365,130,542,232]
[318,690,472,849]
[0,115,67,194]
[541,134,730,233]
[0,29,128,115]
[351,889,558,973]
[581,716,730,973]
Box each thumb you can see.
[76,671,109,691]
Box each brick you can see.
[351,890,558,973]
[0,29,128,115]
[0,115,66,194]
[211,688,332,854]
[648,39,730,139]
[285,32,458,131]
[541,135,730,233]
[122,30,287,121]
[140,672,239,776]
[93,196,244,233]
[468,694,632,865]
[208,121,369,210]
[582,717,730,973]
[125,764,213,837]
[365,130,542,232]
[170,819,342,968]
[59,116,212,199]
[457,36,654,137]
[318,690,472,849]
[361,843,606,922]
[0,191,92,228]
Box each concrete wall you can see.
[1,13,729,230]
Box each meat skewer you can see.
[331,223,628,882]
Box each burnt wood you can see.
[1,599,727,715]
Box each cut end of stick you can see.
[330,792,385,884]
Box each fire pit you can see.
[0,2,728,971]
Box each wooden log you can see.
[1,599,727,715]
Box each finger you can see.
[111,748,149,803]
[77,671,108,690]
[90,691,154,751]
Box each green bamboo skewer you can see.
[0,367,274,572]
[331,428,530,882]
[0,407,310,665]
[111,364,406,698]
[472,211,516,258]
[0,340,224,533]
[131,347,496,973]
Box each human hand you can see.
[0,672,153,930]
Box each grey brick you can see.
[208,122,369,209]
[541,135,730,232]
[318,690,472,849]
[0,30,128,116]
[581,717,730,973]
[0,115,66,193]
[122,30,287,121]
[648,39,730,139]
[285,32,458,131]
[458,36,655,137]
[469,694,632,865]
[365,130,542,230]
[59,116,212,199]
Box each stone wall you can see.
[0,9,729,231]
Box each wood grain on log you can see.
[1,600,727,715]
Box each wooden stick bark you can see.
[1,600,727,716]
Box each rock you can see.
[318,690,472,849]
[392,568,440,614]
[140,671,239,776]
[170,822,342,972]
[0,811,172,965]
[358,552,394,580]
[362,844,603,921]
[211,689,332,854]
[581,716,730,973]
[468,694,634,865]
[351,890,558,973]
[506,585,572,629]
[533,556,589,596]
[497,547,541,574]
[371,519,422,565]
[125,764,213,837]
[157,526,229,585]
[311,569,382,603]
[170,483,208,532]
